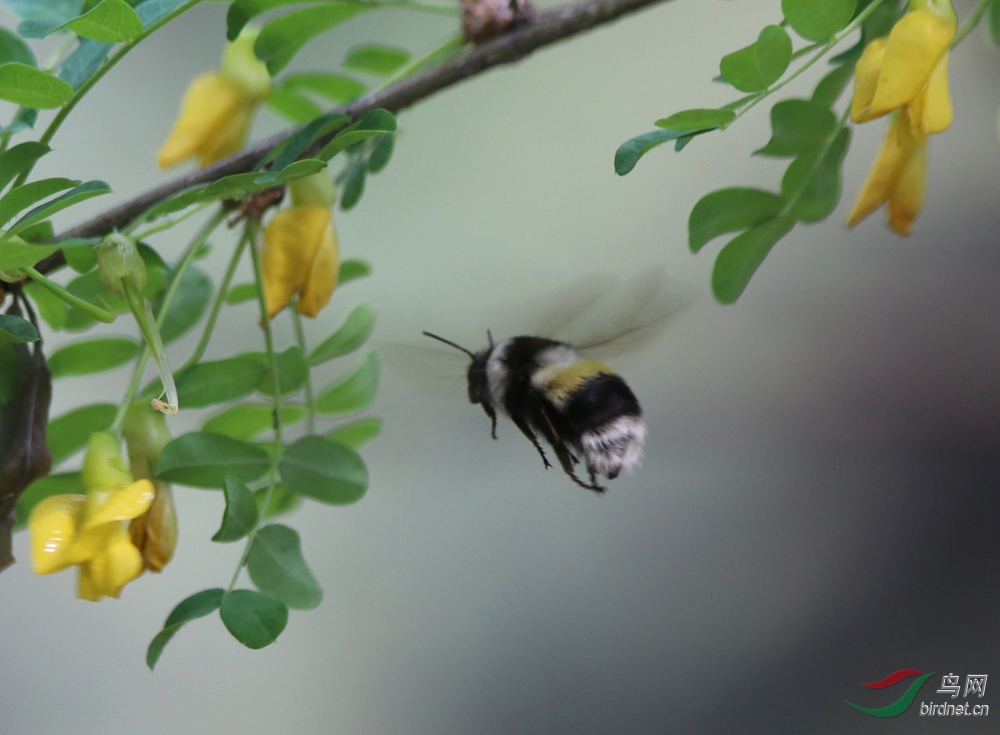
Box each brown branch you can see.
[41,0,670,271]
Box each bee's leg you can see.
[481,402,498,440]
[510,416,552,469]
[550,443,605,494]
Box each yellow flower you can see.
[29,433,154,600]
[157,28,270,169]
[848,1,955,233]
[850,10,954,129]
[262,173,340,319]
[848,107,926,235]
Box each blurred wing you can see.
[525,272,619,339]
[377,342,469,400]
[552,266,696,358]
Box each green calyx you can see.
[98,233,147,299]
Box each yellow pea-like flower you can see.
[847,0,955,235]
[28,433,155,600]
[847,108,927,236]
[261,172,340,319]
[157,28,270,169]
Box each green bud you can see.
[222,27,271,101]
[82,432,133,513]
[288,171,337,208]
[122,401,172,479]
[908,0,957,23]
[0,269,25,283]
[98,233,147,299]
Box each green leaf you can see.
[174,356,268,408]
[782,0,856,41]
[989,0,1000,46]
[343,44,409,76]
[46,403,116,465]
[0,28,36,67]
[0,240,60,270]
[202,404,305,441]
[754,99,837,157]
[338,259,370,285]
[0,63,73,108]
[48,337,138,378]
[316,350,379,414]
[279,435,367,505]
[6,180,111,238]
[247,523,322,609]
[318,109,396,161]
[62,243,99,273]
[786,126,850,223]
[212,476,259,542]
[811,61,857,107]
[258,345,309,397]
[719,25,792,92]
[226,0,305,40]
[225,282,258,305]
[0,178,77,229]
[147,588,225,670]
[255,3,371,75]
[220,589,289,649]
[284,72,364,104]
[339,161,365,210]
[254,158,326,186]
[134,0,192,28]
[266,87,323,124]
[14,472,83,530]
[0,313,37,343]
[64,0,143,43]
[614,129,688,176]
[57,38,112,89]
[654,108,735,131]
[367,134,394,174]
[158,266,211,344]
[310,303,375,365]
[262,112,349,173]
[0,142,49,192]
[326,417,381,449]
[6,0,84,26]
[712,216,796,304]
[255,482,301,520]
[688,187,785,252]
[156,432,270,488]
[22,282,67,330]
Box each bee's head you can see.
[422,331,491,406]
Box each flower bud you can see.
[98,233,147,299]
[288,172,336,208]
[122,401,171,479]
[221,27,271,102]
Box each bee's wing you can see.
[552,266,696,358]
[524,273,619,339]
[377,342,470,400]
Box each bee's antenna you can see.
[487,329,494,348]
[423,331,476,358]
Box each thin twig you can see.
[37,0,670,275]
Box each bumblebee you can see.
[412,266,689,493]
[423,330,646,493]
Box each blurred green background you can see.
[2,1,999,733]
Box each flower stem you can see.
[183,230,248,370]
[378,32,466,91]
[22,265,116,322]
[12,0,205,189]
[953,0,993,46]
[128,200,214,239]
[109,207,228,432]
[228,223,283,592]
[291,307,316,434]
[122,274,178,415]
